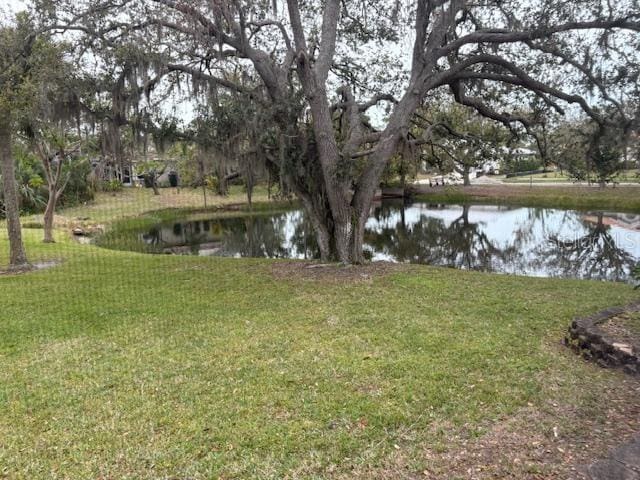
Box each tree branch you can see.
[438,17,640,57]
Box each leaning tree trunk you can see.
[217,176,228,196]
[348,90,423,264]
[148,172,160,195]
[0,121,29,269]
[215,151,229,196]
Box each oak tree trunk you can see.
[306,95,353,263]
[345,91,423,264]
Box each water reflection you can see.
[533,213,636,282]
[131,202,640,282]
[365,203,514,270]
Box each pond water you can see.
[112,201,640,282]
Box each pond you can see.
[103,201,640,282]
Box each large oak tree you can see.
[40,0,640,263]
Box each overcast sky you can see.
[3,0,26,12]
[1,0,27,20]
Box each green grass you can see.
[1,223,639,478]
[2,188,640,478]
[20,185,272,228]
[417,185,640,212]
[503,169,640,184]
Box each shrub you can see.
[103,179,123,192]
[59,156,95,206]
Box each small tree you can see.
[547,120,589,178]
[415,104,507,185]
[589,126,625,187]
[17,30,85,243]
[30,130,80,242]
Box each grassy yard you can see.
[20,185,271,230]
[416,184,640,212]
[502,169,640,184]
[1,192,640,479]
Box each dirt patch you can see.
[0,260,61,276]
[328,377,640,480]
[270,260,412,283]
[418,383,640,480]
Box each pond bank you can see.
[413,184,640,212]
[566,301,640,376]
[95,200,640,283]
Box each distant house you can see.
[480,160,500,175]
[90,144,180,188]
[501,146,538,163]
[90,157,142,187]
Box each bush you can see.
[59,156,95,206]
[11,146,47,214]
[508,157,542,174]
[103,179,123,192]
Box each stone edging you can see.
[565,301,640,376]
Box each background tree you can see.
[547,119,590,178]
[546,116,630,184]
[0,14,40,269]
[30,130,81,242]
[588,123,626,186]
[415,103,508,185]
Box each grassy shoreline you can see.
[502,169,640,184]
[18,185,274,229]
[414,184,640,212]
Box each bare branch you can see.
[438,17,640,57]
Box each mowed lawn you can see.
[502,169,640,184]
[1,213,639,478]
[21,185,272,228]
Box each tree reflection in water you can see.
[365,203,511,271]
[535,212,636,281]
[221,215,289,258]
[132,203,640,282]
